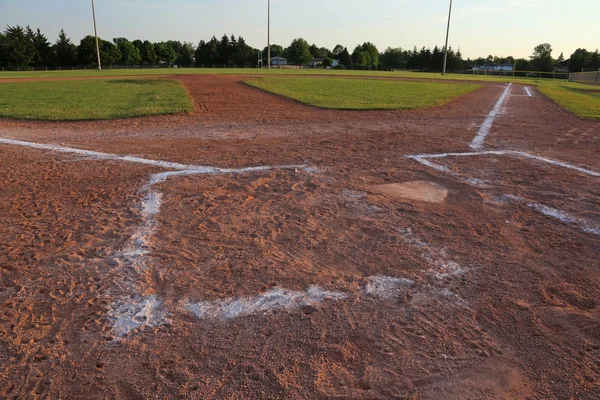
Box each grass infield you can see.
[245,77,481,110]
[0,79,193,120]
[537,83,600,119]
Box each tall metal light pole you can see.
[267,0,271,70]
[442,0,453,75]
[91,0,102,71]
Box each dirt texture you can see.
[0,75,599,399]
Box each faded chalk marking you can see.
[186,286,349,320]
[0,137,319,336]
[364,276,415,299]
[0,137,308,175]
[406,150,600,178]
[529,203,600,237]
[405,155,451,173]
[109,295,169,337]
[470,83,512,149]
[398,228,467,279]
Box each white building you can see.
[270,56,288,66]
[474,63,514,72]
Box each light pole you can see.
[267,0,271,70]
[91,0,102,71]
[442,0,453,75]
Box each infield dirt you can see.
[0,75,599,399]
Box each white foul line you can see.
[524,87,533,97]
[406,150,600,178]
[470,83,512,150]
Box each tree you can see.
[100,39,121,65]
[3,25,36,68]
[380,47,408,70]
[195,36,219,66]
[218,35,230,64]
[78,35,98,65]
[32,28,55,66]
[114,38,141,65]
[531,43,554,72]
[591,50,600,70]
[338,47,352,68]
[568,48,591,72]
[177,42,195,66]
[352,42,379,69]
[155,42,176,64]
[54,29,77,66]
[139,40,157,65]
[309,44,325,59]
[332,45,345,58]
[286,38,311,66]
[0,32,6,66]
[322,57,333,68]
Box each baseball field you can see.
[0,70,599,399]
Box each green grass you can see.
[0,79,193,120]
[537,82,600,119]
[0,67,547,85]
[245,77,481,110]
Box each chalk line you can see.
[0,137,306,174]
[528,203,600,237]
[470,83,512,150]
[186,286,349,321]
[406,150,600,178]
[0,137,319,336]
[524,87,533,97]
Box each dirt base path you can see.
[0,75,599,399]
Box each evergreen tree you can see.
[54,29,77,66]
[4,25,36,68]
[31,28,55,66]
[0,32,6,66]
[338,48,352,68]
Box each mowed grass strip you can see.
[246,77,481,110]
[538,83,600,119]
[0,68,544,85]
[0,79,193,120]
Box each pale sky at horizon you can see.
[1,0,598,60]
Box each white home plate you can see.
[371,181,449,204]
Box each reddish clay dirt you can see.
[0,75,599,399]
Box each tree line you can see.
[0,25,598,73]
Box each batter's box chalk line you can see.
[0,138,463,336]
[406,151,600,237]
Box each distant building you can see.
[308,58,340,68]
[270,56,288,66]
[473,63,514,72]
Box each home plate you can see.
[371,181,449,204]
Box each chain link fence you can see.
[569,71,600,84]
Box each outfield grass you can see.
[245,77,481,110]
[537,83,600,119]
[0,79,193,120]
[0,67,548,85]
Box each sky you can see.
[1,0,599,60]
